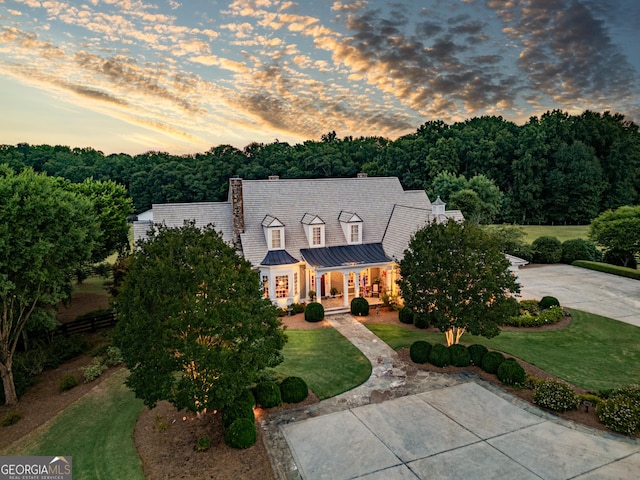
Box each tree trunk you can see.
[0,361,18,406]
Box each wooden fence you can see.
[56,311,117,336]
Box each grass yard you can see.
[2,369,145,479]
[516,225,590,243]
[273,328,371,399]
[366,309,640,393]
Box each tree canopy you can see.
[113,222,286,415]
[398,220,520,346]
[589,205,640,267]
[0,167,99,405]
[1,109,638,224]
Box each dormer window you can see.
[339,211,363,245]
[262,215,285,250]
[301,214,325,248]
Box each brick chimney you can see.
[230,177,244,249]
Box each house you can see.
[133,174,464,310]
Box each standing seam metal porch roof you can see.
[300,243,392,269]
[260,250,300,266]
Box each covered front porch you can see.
[300,243,400,312]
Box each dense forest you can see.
[1,110,639,224]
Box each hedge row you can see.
[408,341,525,386]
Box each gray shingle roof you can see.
[239,177,432,266]
[150,202,234,244]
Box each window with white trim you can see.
[350,224,359,243]
[262,275,269,298]
[312,226,322,246]
[271,229,282,249]
[275,275,289,298]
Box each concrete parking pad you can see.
[280,381,640,479]
[408,442,541,480]
[417,382,543,439]
[282,410,402,480]
[574,452,640,479]
[351,395,479,462]
[488,421,639,480]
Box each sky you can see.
[1,0,639,155]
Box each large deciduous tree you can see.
[398,220,520,346]
[0,167,98,405]
[589,206,640,267]
[113,223,287,416]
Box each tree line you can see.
[1,109,638,224]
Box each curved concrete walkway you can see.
[261,315,640,480]
[517,264,640,327]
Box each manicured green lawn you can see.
[516,225,590,243]
[2,369,145,479]
[274,328,371,399]
[366,309,640,393]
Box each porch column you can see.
[343,271,349,308]
[354,272,360,298]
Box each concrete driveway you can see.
[517,264,640,327]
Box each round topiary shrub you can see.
[448,344,470,367]
[561,238,598,264]
[481,351,506,374]
[468,344,488,366]
[224,418,257,449]
[409,340,432,364]
[429,344,451,367]
[534,380,580,412]
[532,236,562,264]
[351,297,369,316]
[304,302,324,322]
[539,296,560,309]
[496,358,526,385]
[413,313,430,329]
[236,388,256,407]
[597,385,640,435]
[398,307,414,324]
[254,381,282,408]
[59,373,78,392]
[279,376,309,404]
[222,401,255,429]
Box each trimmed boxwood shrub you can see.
[409,341,432,364]
[279,376,309,404]
[236,388,255,407]
[481,351,505,374]
[448,344,470,367]
[351,297,369,316]
[539,296,560,309]
[532,236,562,264]
[561,238,598,264]
[222,401,255,429]
[413,313,430,329]
[398,307,414,324]
[502,305,564,327]
[496,358,526,385]
[429,344,451,367]
[597,385,640,435]
[59,374,79,392]
[468,344,488,367]
[534,380,580,412]
[304,302,324,322]
[254,381,282,408]
[224,418,257,449]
